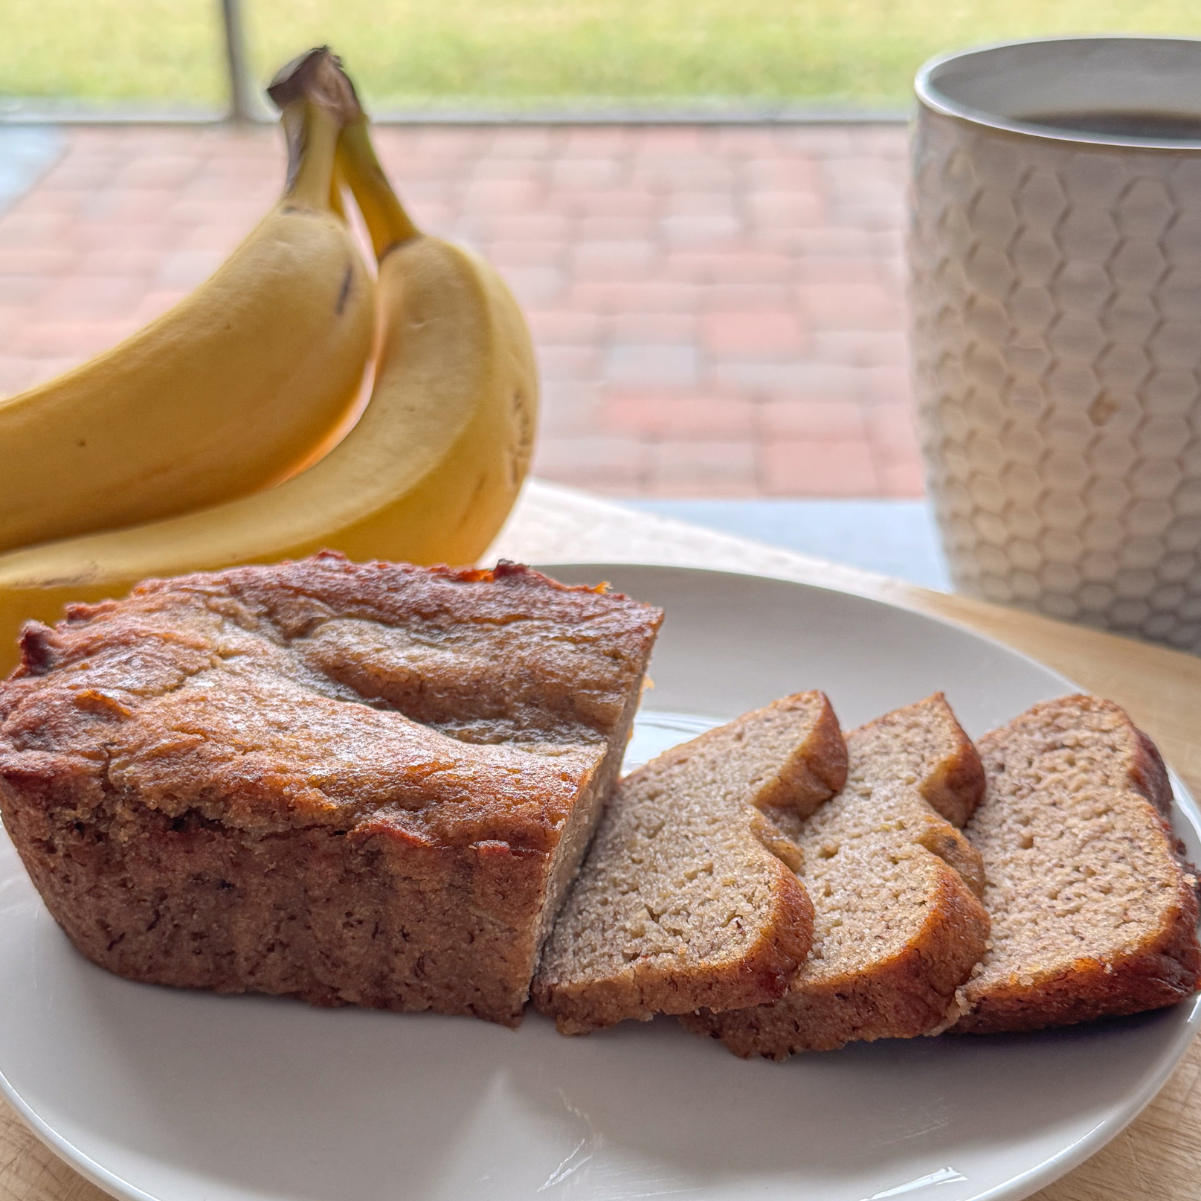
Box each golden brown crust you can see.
[914,819,986,899]
[919,723,986,829]
[956,696,1201,1034]
[0,554,662,1026]
[682,865,989,1057]
[954,876,1201,1034]
[752,693,848,816]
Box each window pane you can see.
[245,0,1201,111]
[8,2,1201,112]
[1,0,225,110]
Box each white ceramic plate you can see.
[2,565,1198,1201]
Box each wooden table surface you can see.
[4,478,1200,1201]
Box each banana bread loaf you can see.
[0,554,662,1026]
[533,692,847,1033]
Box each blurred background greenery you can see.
[3,0,1201,111]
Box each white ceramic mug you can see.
[910,37,1201,652]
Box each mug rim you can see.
[915,34,1201,150]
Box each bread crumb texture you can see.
[533,692,848,1033]
[0,555,662,1026]
[956,695,1201,1033]
[683,693,990,1059]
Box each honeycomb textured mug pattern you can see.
[911,106,1201,652]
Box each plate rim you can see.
[1,1077,159,1201]
[2,561,1198,1201]
[534,558,1090,691]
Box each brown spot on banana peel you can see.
[335,264,353,315]
[509,386,535,488]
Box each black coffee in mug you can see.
[1021,110,1201,139]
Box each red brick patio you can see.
[0,122,918,498]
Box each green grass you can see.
[5,0,1201,110]
[0,0,226,108]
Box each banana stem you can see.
[337,118,420,260]
[284,100,344,212]
[269,47,363,215]
[329,158,348,220]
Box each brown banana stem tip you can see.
[267,47,362,124]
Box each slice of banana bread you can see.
[683,694,990,1058]
[953,696,1201,1033]
[533,693,848,1034]
[0,554,662,1026]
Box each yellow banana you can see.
[0,107,538,677]
[0,49,374,555]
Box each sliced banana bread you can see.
[953,696,1201,1033]
[683,694,990,1058]
[532,692,848,1034]
[0,555,662,1027]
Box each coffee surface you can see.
[1021,109,1201,140]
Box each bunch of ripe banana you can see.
[0,49,537,676]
